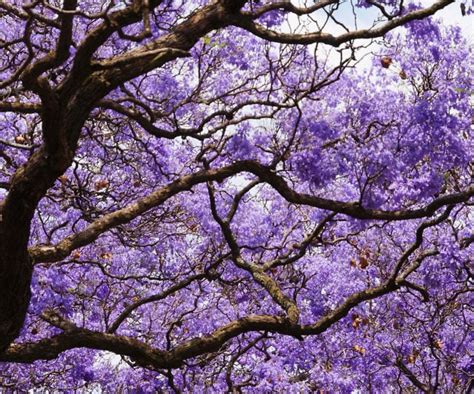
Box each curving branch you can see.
[1,205,451,371]
[207,180,301,325]
[243,0,339,18]
[233,0,454,46]
[29,162,473,263]
[107,255,227,334]
[0,259,432,369]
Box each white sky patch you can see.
[280,0,472,70]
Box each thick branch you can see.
[29,162,473,263]
[21,0,77,88]
[233,0,454,46]
[396,357,432,393]
[2,210,443,369]
[0,273,421,368]
[207,181,300,325]
[0,101,41,114]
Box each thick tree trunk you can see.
[0,148,61,352]
[0,216,32,354]
[0,188,34,352]
[0,247,32,353]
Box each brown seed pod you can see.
[353,345,366,355]
[352,316,363,329]
[380,56,393,68]
[359,255,369,269]
[95,179,109,190]
[15,135,26,144]
[434,339,443,349]
[407,352,418,364]
[58,175,68,185]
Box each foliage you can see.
[0,0,472,392]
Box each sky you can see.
[284,0,472,41]
[422,0,472,38]
[282,0,473,69]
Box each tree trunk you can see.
[0,148,68,352]
[0,193,34,352]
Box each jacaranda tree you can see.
[0,0,472,391]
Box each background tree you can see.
[0,0,472,391]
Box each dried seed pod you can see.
[359,255,369,269]
[15,135,26,144]
[353,345,366,355]
[58,175,68,185]
[95,179,109,190]
[381,56,393,68]
[352,315,363,329]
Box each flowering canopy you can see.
[0,0,472,391]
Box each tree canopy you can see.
[0,0,472,391]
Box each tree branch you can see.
[29,162,473,263]
[233,0,454,46]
